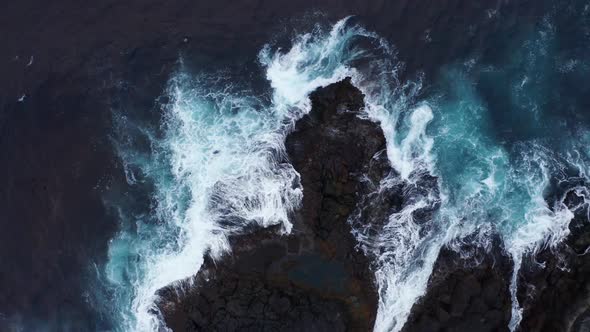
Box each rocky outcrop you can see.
[516,190,590,332]
[403,238,513,332]
[158,226,361,331]
[157,78,590,332]
[0,0,568,330]
[403,187,590,332]
[159,78,388,331]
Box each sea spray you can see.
[105,17,391,331]
[107,68,307,331]
[103,8,590,331]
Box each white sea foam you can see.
[107,15,588,332]
[387,104,434,180]
[263,23,443,332]
[506,190,574,331]
[502,146,576,331]
[109,68,307,330]
[107,17,395,332]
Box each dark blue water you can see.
[89,2,590,331]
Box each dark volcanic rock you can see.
[403,187,590,332]
[0,0,554,329]
[516,190,590,332]
[403,237,513,332]
[159,78,388,331]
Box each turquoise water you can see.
[424,6,590,328]
[100,3,590,331]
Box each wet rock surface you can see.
[403,238,513,332]
[403,187,590,332]
[159,78,386,331]
[516,190,590,332]
[2,0,585,331]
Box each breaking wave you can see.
[102,5,590,331]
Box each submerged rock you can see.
[159,78,388,331]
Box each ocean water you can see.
[100,2,590,331]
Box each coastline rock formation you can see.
[403,239,513,332]
[159,78,388,331]
[158,80,590,332]
[517,189,590,332]
[403,189,590,332]
[0,1,549,329]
